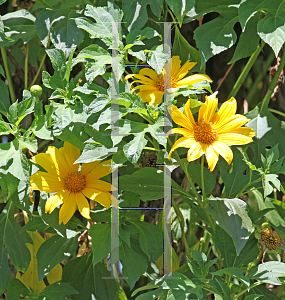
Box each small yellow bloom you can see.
[125,56,212,106]
[30,142,117,224]
[168,94,255,171]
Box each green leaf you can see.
[130,221,163,261]
[0,248,12,295]
[76,3,123,48]
[62,253,118,300]
[263,173,280,197]
[0,10,36,47]
[239,0,285,56]
[120,241,148,289]
[248,261,285,285]
[248,285,279,300]
[191,0,240,65]
[39,281,78,300]
[6,278,30,300]
[0,201,32,273]
[233,233,259,268]
[230,12,261,63]
[207,197,254,254]
[123,0,164,31]
[213,225,237,268]
[0,120,11,135]
[89,223,111,266]
[36,9,83,57]
[244,295,263,300]
[173,26,205,73]
[0,80,10,116]
[147,44,165,74]
[37,235,78,282]
[166,0,195,24]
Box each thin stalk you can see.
[29,52,47,89]
[81,0,85,8]
[228,42,264,99]
[233,281,264,300]
[1,47,16,103]
[201,155,206,202]
[24,43,29,90]
[269,108,285,118]
[260,48,285,112]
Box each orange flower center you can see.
[193,121,217,144]
[155,75,178,91]
[64,172,86,193]
[260,229,281,250]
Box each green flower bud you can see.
[261,222,271,231]
[30,85,43,97]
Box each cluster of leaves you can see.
[1,0,285,299]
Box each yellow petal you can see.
[30,172,63,193]
[125,74,135,80]
[187,142,203,162]
[230,127,255,137]
[203,94,218,123]
[83,187,101,200]
[45,190,66,213]
[168,105,194,131]
[84,188,112,209]
[184,99,196,125]
[61,142,80,172]
[32,153,59,176]
[176,61,196,80]
[212,141,233,165]
[217,115,249,133]
[177,74,212,86]
[46,146,70,176]
[132,84,158,92]
[77,193,90,219]
[217,133,253,145]
[138,68,159,80]
[81,160,102,175]
[204,145,219,171]
[212,97,237,127]
[86,159,114,180]
[129,74,155,84]
[167,128,194,138]
[168,136,196,160]
[86,179,116,191]
[138,90,163,105]
[198,104,207,123]
[171,56,182,77]
[59,193,77,224]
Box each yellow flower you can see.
[30,142,117,224]
[125,56,212,106]
[168,94,255,171]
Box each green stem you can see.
[138,112,154,124]
[269,108,285,118]
[228,42,264,99]
[81,0,85,8]
[260,48,285,112]
[236,176,263,198]
[201,155,206,202]
[234,281,264,300]
[29,53,47,89]
[35,0,53,9]
[25,43,29,90]
[1,47,16,104]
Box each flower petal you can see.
[212,141,233,165]
[85,179,116,191]
[45,190,67,213]
[86,159,116,180]
[168,136,196,160]
[176,61,196,80]
[83,188,112,209]
[204,145,219,171]
[81,160,102,175]
[33,153,59,176]
[168,105,194,131]
[183,99,196,125]
[167,127,194,138]
[138,90,163,105]
[187,142,203,162]
[171,56,182,77]
[30,171,63,193]
[46,146,70,177]
[212,97,237,127]
[61,142,81,172]
[203,94,218,123]
[217,115,249,133]
[230,127,255,137]
[217,133,253,145]
[59,192,77,225]
[77,193,90,219]
[177,74,212,86]
[138,68,159,80]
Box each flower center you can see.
[260,229,280,250]
[193,121,217,144]
[64,172,86,193]
[155,75,178,92]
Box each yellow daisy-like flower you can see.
[168,94,255,171]
[125,56,212,106]
[30,142,117,224]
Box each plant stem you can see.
[81,0,85,8]
[234,281,264,300]
[29,52,47,89]
[268,108,285,118]
[260,48,285,112]
[1,47,16,103]
[228,42,264,99]
[24,43,29,90]
[201,155,206,202]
